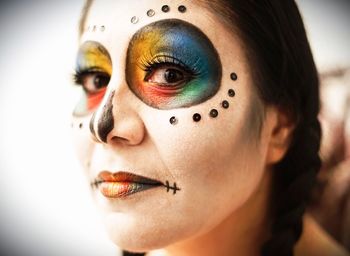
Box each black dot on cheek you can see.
[170,116,178,125]
[193,113,201,122]
[228,89,235,97]
[79,123,83,129]
[162,5,170,12]
[178,5,187,13]
[230,72,238,81]
[209,109,218,118]
[222,100,230,109]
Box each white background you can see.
[0,1,349,255]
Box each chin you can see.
[101,210,200,253]
[106,227,174,253]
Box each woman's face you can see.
[72,0,271,252]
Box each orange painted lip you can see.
[97,171,162,184]
[93,171,163,198]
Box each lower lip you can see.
[98,181,160,198]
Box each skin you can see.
[72,1,349,255]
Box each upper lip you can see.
[94,171,163,186]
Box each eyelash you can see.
[139,55,201,80]
[72,69,85,85]
[72,55,201,89]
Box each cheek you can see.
[71,116,95,170]
[73,88,107,116]
[140,102,266,236]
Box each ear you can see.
[266,107,296,165]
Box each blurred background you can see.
[0,0,349,255]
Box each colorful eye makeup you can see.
[126,19,222,110]
[73,41,112,116]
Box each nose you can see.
[89,89,145,146]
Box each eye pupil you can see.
[94,75,110,89]
[164,69,183,83]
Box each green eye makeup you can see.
[126,19,222,110]
[73,41,112,116]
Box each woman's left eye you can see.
[145,66,189,86]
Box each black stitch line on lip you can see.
[164,180,181,194]
[90,179,103,189]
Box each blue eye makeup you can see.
[126,19,222,109]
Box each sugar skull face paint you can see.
[73,0,278,253]
[73,41,112,116]
[126,19,222,109]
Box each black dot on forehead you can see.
[147,9,155,17]
[178,5,186,13]
[79,123,83,129]
[230,72,238,81]
[193,113,201,122]
[162,5,170,12]
[131,16,139,24]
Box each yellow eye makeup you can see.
[126,19,222,110]
[73,41,112,116]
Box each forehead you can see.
[81,0,243,61]
[84,0,214,31]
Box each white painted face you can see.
[71,0,277,252]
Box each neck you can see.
[160,171,273,256]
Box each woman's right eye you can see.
[77,72,110,93]
[73,71,111,115]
